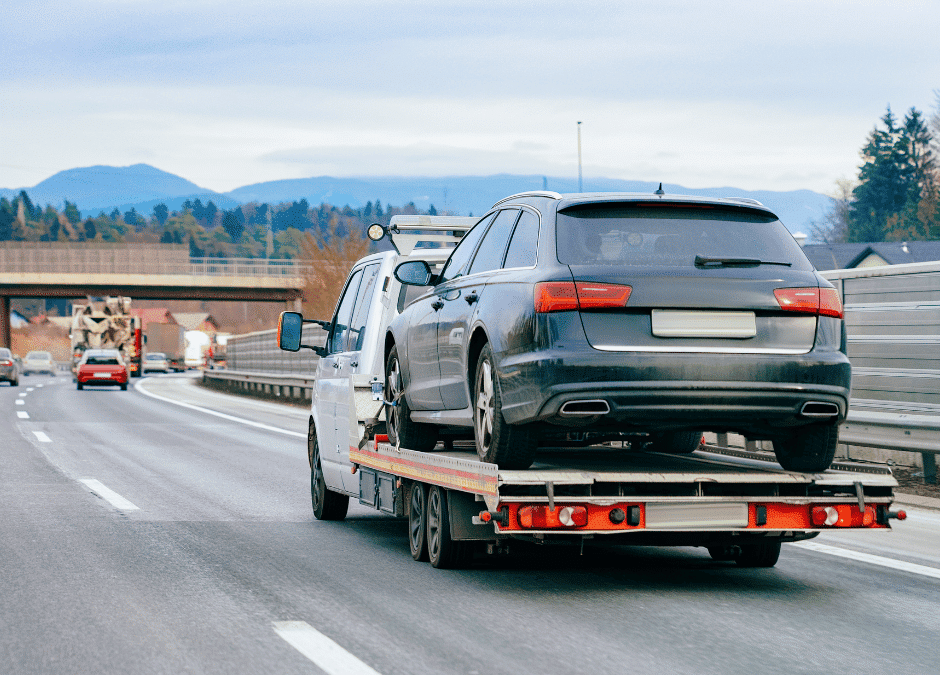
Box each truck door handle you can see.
[465,292,479,305]
[432,299,444,310]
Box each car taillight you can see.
[774,287,843,319]
[517,505,588,528]
[535,281,632,313]
[0,360,11,366]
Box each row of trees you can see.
[0,193,441,259]
[814,93,940,243]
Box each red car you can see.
[76,349,129,390]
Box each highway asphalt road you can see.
[2,373,938,675]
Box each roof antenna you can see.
[654,183,665,196]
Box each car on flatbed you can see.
[277,208,901,569]
[76,348,129,390]
[385,191,850,473]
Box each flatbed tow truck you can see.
[278,215,904,569]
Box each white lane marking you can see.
[273,621,381,675]
[32,430,51,443]
[26,387,34,392]
[134,380,305,438]
[792,541,940,580]
[79,479,140,511]
[35,384,43,388]
[15,399,25,405]
[17,411,30,419]
[18,392,26,397]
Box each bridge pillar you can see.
[0,295,9,349]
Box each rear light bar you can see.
[487,502,890,532]
[535,281,632,313]
[774,287,843,319]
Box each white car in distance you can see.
[23,351,56,376]
[143,352,170,374]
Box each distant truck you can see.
[145,323,186,371]
[70,296,142,377]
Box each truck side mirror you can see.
[278,311,303,352]
[394,260,433,286]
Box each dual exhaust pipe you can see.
[559,400,840,419]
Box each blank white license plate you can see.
[651,310,756,338]
[93,373,113,378]
[645,503,749,529]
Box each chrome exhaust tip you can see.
[800,401,840,418]
[559,400,611,416]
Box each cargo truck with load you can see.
[70,296,142,377]
[278,201,903,569]
[144,322,186,371]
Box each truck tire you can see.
[385,346,438,452]
[473,343,537,469]
[426,485,469,569]
[409,483,429,562]
[735,541,782,568]
[647,430,702,454]
[310,433,349,521]
[772,422,839,473]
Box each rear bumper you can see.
[498,348,851,436]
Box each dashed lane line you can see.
[134,379,305,439]
[17,411,29,419]
[78,479,140,511]
[273,621,381,675]
[15,399,24,405]
[792,540,940,580]
[32,430,51,443]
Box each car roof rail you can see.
[381,215,481,256]
[491,191,563,208]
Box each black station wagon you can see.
[384,190,850,472]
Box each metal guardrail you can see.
[0,242,310,278]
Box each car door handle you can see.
[432,299,444,310]
[465,292,479,305]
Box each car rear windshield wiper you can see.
[694,255,792,268]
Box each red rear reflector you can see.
[374,434,389,443]
[535,281,631,313]
[517,505,588,528]
[774,287,843,319]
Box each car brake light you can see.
[0,360,11,366]
[774,287,843,319]
[535,282,632,313]
[517,505,588,528]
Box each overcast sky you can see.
[2,1,938,195]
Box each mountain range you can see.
[2,164,832,235]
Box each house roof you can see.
[173,312,218,332]
[801,241,940,270]
[130,308,178,328]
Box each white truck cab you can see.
[278,215,479,517]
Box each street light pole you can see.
[577,121,583,193]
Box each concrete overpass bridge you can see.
[0,243,308,347]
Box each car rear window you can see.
[86,356,120,365]
[27,351,51,359]
[556,203,812,270]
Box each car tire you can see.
[76,382,83,390]
[473,343,537,469]
[385,345,438,452]
[647,430,702,454]
[120,383,128,391]
[426,485,470,569]
[772,422,839,473]
[735,541,782,568]
[309,426,349,521]
[11,378,19,387]
[409,482,429,562]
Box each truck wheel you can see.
[772,422,839,472]
[647,430,702,454]
[426,485,469,569]
[473,343,537,469]
[735,541,782,568]
[385,346,438,451]
[310,434,349,521]
[409,483,429,562]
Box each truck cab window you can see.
[328,268,363,354]
[346,264,381,351]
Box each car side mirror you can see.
[278,312,303,352]
[395,260,433,286]
[278,311,329,356]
